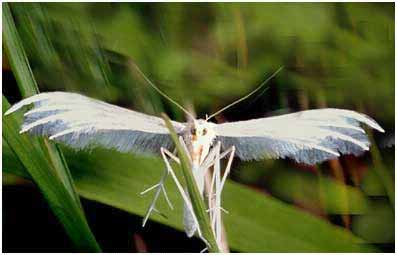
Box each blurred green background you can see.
[2,2,395,252]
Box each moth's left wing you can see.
[213,108,384,165]
[5,92,186,155]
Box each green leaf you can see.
[2,3,100,251]
[352,199,394,244]
[368,136,395,207]
[268,167,369,214]
[2,97,100,251]
[3,145,377,252]
[3,3,39,97]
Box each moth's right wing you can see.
[5,92,186,155]
[213,109,384,165]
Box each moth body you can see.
[182,119,217,166]
[181,119,217,236]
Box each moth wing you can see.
[213,108,384,165]
[5,92,186,155]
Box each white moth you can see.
[5,71,384,251]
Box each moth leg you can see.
[179,136,192,162]
[187,141,220,230]
[207,145,235,246]
[141,148,180,227]
[206,145,236,199]
[202,143,235,173]
[162,148,180,164]
[218,145,235,194]
[161,147,208,246]
[213,143,221,240]
[208,165,217,225]
[198,142,235,244]
[141,163,174,227]
[200,247,208,253]
[200,141,221,171]
[217,145,235,249]
[206,206,229,214]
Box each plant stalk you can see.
[162,114,220,252]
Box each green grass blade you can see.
[161,114,220,252]
[2,97,100,251]
[3,3,39,97]
[3,2,78,202]
[2,3,100,251]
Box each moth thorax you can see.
[182,119,215,166]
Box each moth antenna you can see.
[130,61,195,120]
[206,66,284,121]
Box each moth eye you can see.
[203,128,207,136]
[191,128,197,135]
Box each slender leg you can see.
[141,140,235,251]
[197,142,222,228]
[163,145,213,249]
[217,146,235,246]
[202,147,235,173]
[162,149,180,164]
[141,148,180,227]
[208,165,217,225]
[141,165,173,227]
[200,142,222,174]
[200,247,208,253]
[160,147,206,241]
[219,146,235,193]
[202,142,222,225]
[179,136,192,162]
[205,145,235,248]
[161,185,173,210]
[214,144,221,240]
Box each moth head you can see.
[191,119,216,143]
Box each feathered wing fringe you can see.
[6,92,185,155]
[215,109,384,165]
